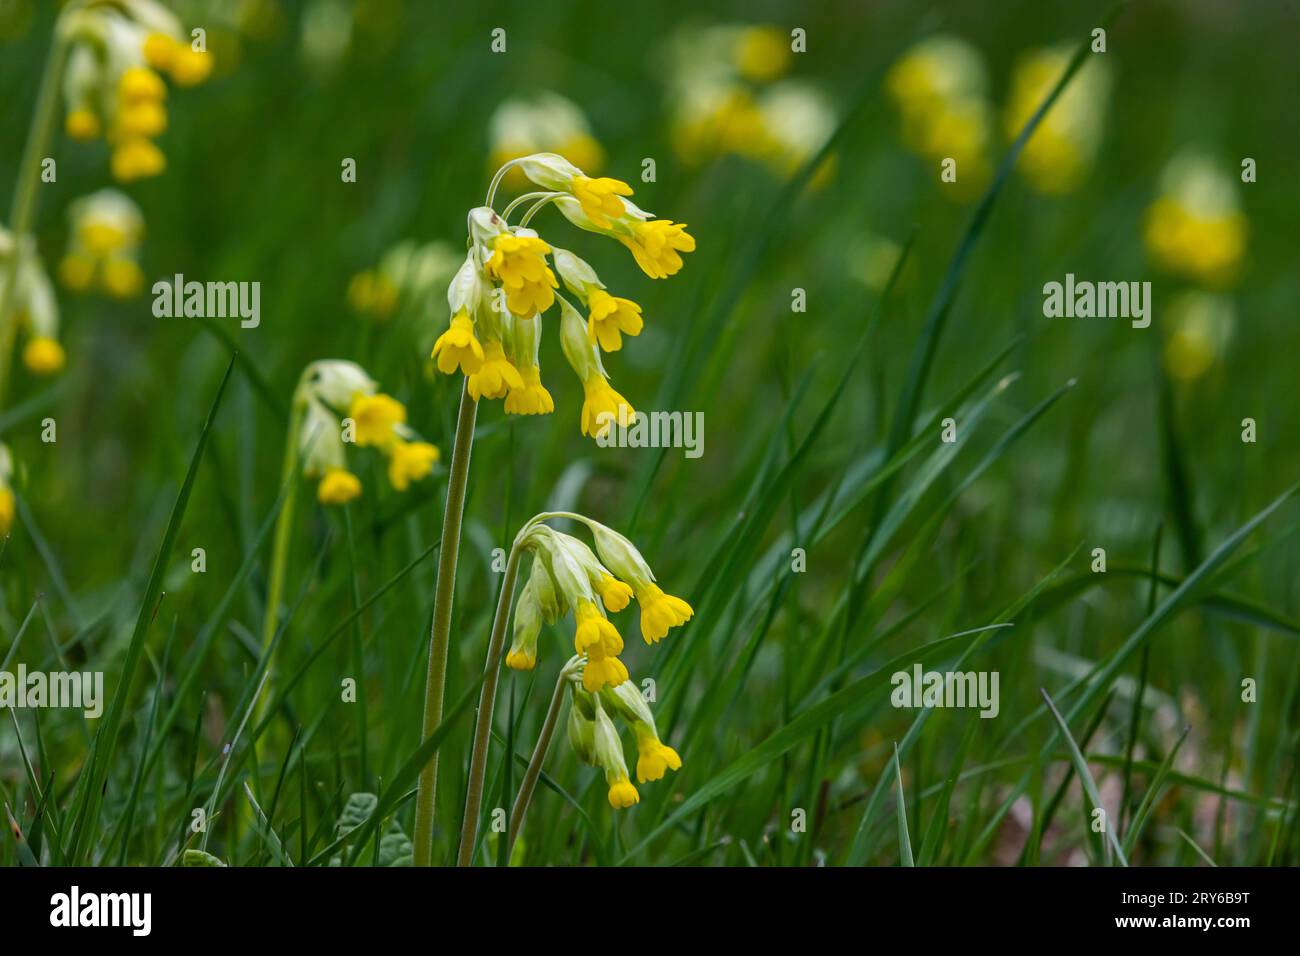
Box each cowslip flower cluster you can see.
[0,443,14,537]
[59,189,146,299]
[566,672,682,809]
[1003,45,1111,195]
[665,24,834,180]
[504,515,693,690]
[488,92,605,187]
[347,239,461,324]
[1144,152,1247,288]
[886,34,994,200]
[293,360,439,505]
[60,0,212,182]
[0,228,65,376]
[429,152,694,437]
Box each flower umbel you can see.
[428,152,694,438]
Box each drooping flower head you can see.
[562,665,682,810]
[427,152,694,439]
[58,0,213,183]
[1144,151,1247,288]
[294,360,439,505]
[0,228,65,377]
[60,189,146,299]
[504,513,693,686]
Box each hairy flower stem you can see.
[456,542,523,866]
[0,16,72,407]
[413,381,478,865]
[506,665,571,858]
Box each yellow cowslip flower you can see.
[348,392,406,448]
[637,584,695,644]
[580,377,635,439]
[1004,45,1111,195]
[119,65,168,103]
[295,360,434,505]
[386,439,440,492]
[584,519,694,643]
[467,340,525,401]
[59,3,210,180]
[571,176,633,230]
[586,289,643,352]
[485,233,557,317]
[506,579,543,671]
[1162,291,1236,384]
[504,366,554,415]
[618,219,696,280]
[600,681,683,784]
[607,774,640,809]
[573,599,624,657]
[65,108,100,140]
[634,727,682,783]
[735,24,791,83]
[591,694,639,807]
[1144,152,1246,288]
[317,467,362,505]
[582,646,629,693]
[144,33,213,87]
[23,337,66,376]
[431,311,485,375]
[3,228,65,377]
[61,190,147,300]
[111,138,166,182]
[598,573,633,612]
[552,245,644,352]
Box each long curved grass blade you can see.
[1040,688,1128,866]
[893,743,914,866]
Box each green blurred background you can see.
[1,0,1298,865]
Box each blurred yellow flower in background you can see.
[60,190,146,299]
[665,23,835,182]
[59,0,213,183]
[488,92,605,186]
[1144,152,1247,288]
[887,34,993,201]
[1003,44,1111,195]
